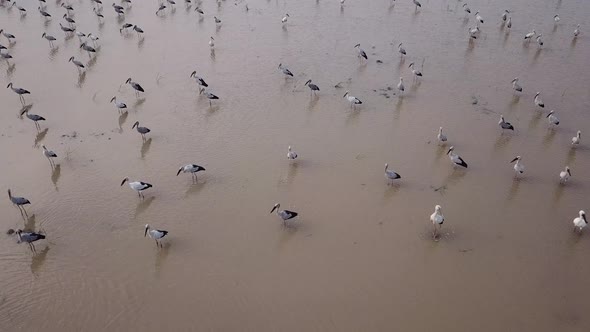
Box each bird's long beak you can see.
[120,178,127,186]
[509,157,518,163]
[342,92,347,98]
[568,169,572,176]
[176,168,182,176]
[144,228,148,237]
[446,148,452,155]
[583,214,587,223]
[546,113,551,118]
[270,206,277,213]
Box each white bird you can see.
[468,26,480,39]
[11,2,27,15]
[507,17,512,29]
[509,156,525,177]
[430,205,444,239]
[524,29,536,41]
[176,164,205,181]
[384,163,401,184]
[573,211,587,233]
[287,146,298,160]
[144,224,168,248]
[501,10,509,22]
[278,63,294,78]
[547,110,559,127]
[41,32,56,47]
[534,92,544,108]
[270,203,298,225]
[447,146,468,168]
[412,0,421,10]
[214,16,221,24]
[68,56,85,71]
[408,62,422,77]
[110,96,127,112]
[553,14,560,23]
[120,177,152,198]
[462,3,471,14]
[572,130,581,146]
[354,44,368,60]
[559,166,572,184]
[511,77,522,92]
[41,145,57,166]
[574,24,580,37]
[208,36,214,48]
[475,11,484,24]
[437,127,447,144]
[343,91,362,108]
[281,13,289,23]
[499,115,515,131]
[397,77,405,95]
[536,34,544,48]
[398,43,406,56]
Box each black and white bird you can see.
[304,80,320,94]
[87,33,99,46]
[412,0,421,10]
[120,177,152,198]
[166,0,176,6]
[408,62,422,77]
[41,32,57,47]
[120,23,133,33]
[131,121,150,139]
[155,3,166,14]
[547,110,559,126]
[534,92,544,108]
[501,9,509,22]
[63,13,75,26]
[510,156,525,177]
[144,224,168,248]
[468,26,480,39]
[60,3,74,13]
[507,17,512,29]
[113,3,125,15]
[190,71,208,94]
[499,115,514,131]
[194,7,204,15]
[1,52,13,62]
[214,16,221,24]
[125,78,145,96]
[110,96,127,112]
[59,23,75,35]
[93,8,104,19]
[270,203,298,225]
[343,91,362,108]
[0,29,16,42]
[573,210,587,233]
[475,11,484,24]
[0,43,6,51]
[572,130,581,146]
[68,56,85,71]
[20,109,45,129]
[80,42,96,57]
[511,77,522,92]
[384,163,401,184]
[38,6,51,18]
[437,127,447,144]
[287,146,298,160]
[133,25,144,37]
[41,145,57,166]
[524,29,536,41]
[11,2,26,15]
[208,36,214,48]
[553,14,560,23]
[430,205,444,239]
[574,24,580,37]
[354,43,367,60]
[281,13,289,23]
[462,3,471,14]
[16,230,45,252]
[8,189,31,215]
[397,77,405,95]
[204,91,219,106]
[176,164,206,181]
[398,43,406,56]
[536,34,544,48]
[447,146,468,168]
[278,63,293,78]
[8,83,31,105]
[559,166,572,184]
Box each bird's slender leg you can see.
[209,100,212,107]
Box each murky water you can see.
[1,0,590,330]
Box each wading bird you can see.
[547,111,559,127]
[559,166,571,184]
[304,80,320,94]
[41,145,57,166]
[110,96,127,112]
[190,71,208,94]
[343,91,362,108]
[176,164,205,181]
[125,78,145,96]
[80,42,96,57]
[20,109,45,129]
[573,210,587,233]
[120,177,152,198]
[354,43,367,60]
[0,29,16,42]
[38,6,51,19]
[287,146,298,160]
[281,13,289,23]
[408,62,422,78]
[437,127,447,144]
[278,63,293,77]
[68,56,85,71]
[511,77,522,92]
[8,189,30,215]
[501,9,509,22]
[447,146,468,168]
[463,3,471,14]
[524,29,536,41]
[204,91,219,106]
[510,156,525,177]
[397,77,405,95]
[430,205,444,239]
[208,36,214,48]
[384,163,401,184]
[133,25,144,37]
[475,11,484,24]
[41,32,56,47]
[131,121,150,139]
[16,230,45,252]
[572,130,581,146]
[499,115,514,132]
[59,23,75,35]
[8,83,30,104]
[398,43,406,56]
[574,24,580,37]
[144,224,168,248]
[534,92,544,108]
[270,203,298,225]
